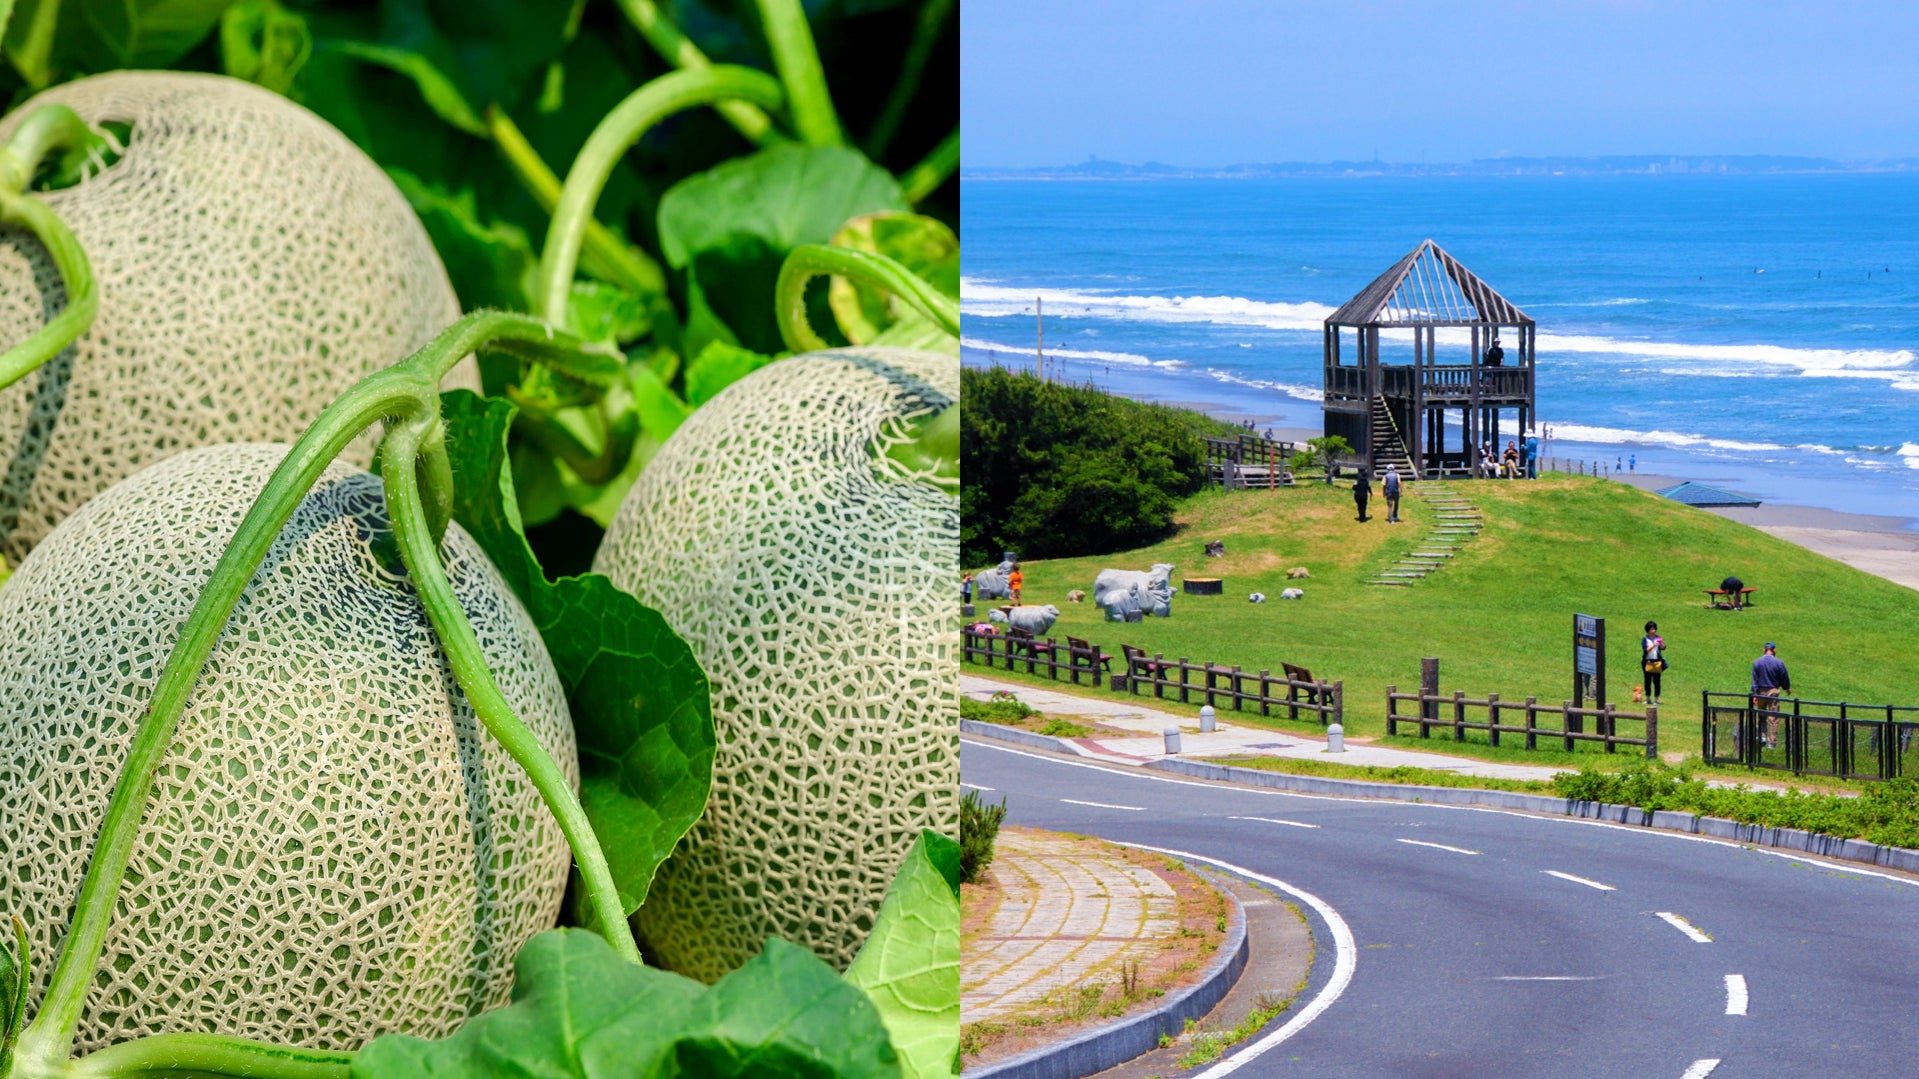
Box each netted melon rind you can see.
[0,72,471,563]
[0,443,576,1052]
[592,347,959,981]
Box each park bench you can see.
[1006,627,1058,660]
[1066,636,1110,677]
[1704,587,1757,610]
[1281,661,1329,719]
[1121,644,1166,682]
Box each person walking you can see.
[1751,641,1791,749]
[1353,469,1372,522]
[1640,621,1667,705]
[1382,464,1402,523]
[1008,563,1024,605]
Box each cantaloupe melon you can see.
[592,347,958,981]
[0,72,471,563]
[0,443,575,1052]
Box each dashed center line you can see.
[1725,973,1748,1015]
[1657,912,1714,943]
[1680,1059,1721,1079]
[1490,975,1604,981]
[1397,838,1479,855]
[960,782,994,792]
[1230,816,1320,829]
[1543,870,1615,891]
[1059,798,1145,811]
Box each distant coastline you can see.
[963,154,1919,181]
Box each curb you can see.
[965,872,1250,1079]
[1147,756,1919,874]
[959,723,1919,876]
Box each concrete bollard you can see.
[1199,705,1216,732]
[1325,722,1346,753]
[1163,726,1182,755]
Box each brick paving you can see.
[962,829,1179,1023]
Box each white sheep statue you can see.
[987,604,1060,635]
[973,559,1016,601]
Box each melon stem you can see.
[0,106,106,392]
[65,1032,352,1079]
[15,311,626,1066]
[384,417,642,965]
[752,0,843,147]
[536,66,785,327]
[774,244,960,353]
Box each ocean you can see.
[959,175,1919,521]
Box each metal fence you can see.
[962,627,1109,687]
[1701,691,1919,779]
[1386,686,1658,757]
[1122,651,1342,726]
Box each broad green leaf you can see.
[658,144,906,354]
[625,364,690,444]
[219,0,308,93]
[326,39,486,135]
[684,340,776,406]
[353,930,902,1078]
[827,213,958,344]
[565,280,652,347]
[441,390,712,916]
[71,0,231,70]
[5,0,65,87]
[387,167,537,313]
[845,832,961,1079]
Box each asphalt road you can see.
[963,738,1919,1078]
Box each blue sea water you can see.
[960,175,1919,521]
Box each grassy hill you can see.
[968,474,1919,765]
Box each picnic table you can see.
[1704,587,1757,609]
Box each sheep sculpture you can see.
[1093,563,1176,621]
[974,559,1016,601]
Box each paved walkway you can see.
[963,673,1568,782]
[963,828,1179,1023]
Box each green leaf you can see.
[354,930,902,1078]
[219,0,308,93]
[70,0,232,70]
[5,0,67,87]
[658,144,906,354]
[845,832,961,1079]
[625,364,691,444]
[325,39,486,135]
[387,167,537,313]
[441,390,713,916]
[565,280,652,348]
[684,340,776,407]
[826,213,958,344]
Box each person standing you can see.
[1640,621,1666,706]
[962,573,973,605]
[1008,563,1024,605]
[1751,641,1791,749]
[1382,464,1402,523]
[1524,431,1540,478]
[1353,469,1372,522]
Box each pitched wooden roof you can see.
[1326,240,1533,328]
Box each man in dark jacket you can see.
[1353,470,1372,522]
[1751,642,1790,748]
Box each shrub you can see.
[960,790,1010,884]
[961,367,1230,565]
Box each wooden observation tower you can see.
[1322,240,1535,477]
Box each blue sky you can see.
[962,1,1919,167]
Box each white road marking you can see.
[1119,843,1356,1077]
[960,782,994,792]
[965,739,1919,885]
[1230,815,1320,829]
[1680,1059,1721,1079]
[1543,870,1615,891]
[1397,838,1479,855]
[1059,798,1144,811]
[1725,973,1748,1015]
[1491,975,1604,981]
[1657,912,1714,943]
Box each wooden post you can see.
[1563,701,1577,753]
[1453,691,1466,742]
[1525,696,1538,750]
[1331,681,1344,727]
[1260,669,1273,717]
[1645,704,1658,760]
[1179,657,1190,704]
[1488,692,1501,747]
[1420,658,1440,736]
[1387,685,1399,736]
[1154,654,1167,699]
[1603,703,1617,753]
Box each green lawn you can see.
[967,474,1919,763]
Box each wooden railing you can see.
[1701,691,1919,780]
[1124,651,1342,726]
[962,627,1107,687]
[1387,686,1657,757]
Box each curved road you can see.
[963,739,1919,1078]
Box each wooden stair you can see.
[1365,482,1485,586]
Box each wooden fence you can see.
[1386,686,1657,757]
[962,627,1109,687]
[1701,691,1919,780]
[1123,651,1342,726]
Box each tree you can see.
[1291,435,1353,485]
